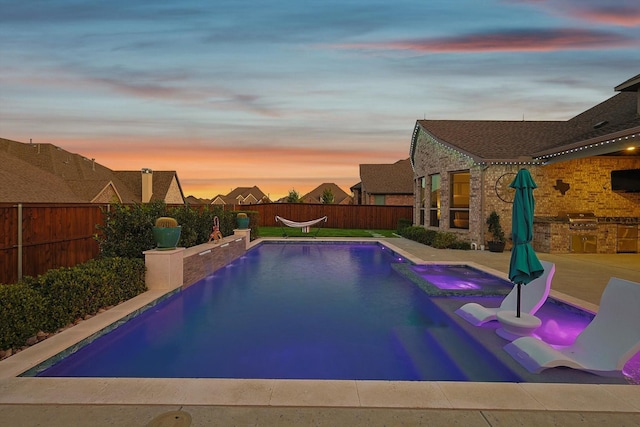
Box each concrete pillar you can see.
[233,229,251,250]
[143,247,185,290]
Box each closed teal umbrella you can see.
[509,168,544,317]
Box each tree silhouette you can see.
[286,189,302,203]
[321,188,334,204]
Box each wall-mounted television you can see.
[611,169,640,192]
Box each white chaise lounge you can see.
[454,261,555,326]
[504,277,640,377]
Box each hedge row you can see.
[399,226,471,250]
[96,200,259,258]
[0,257,146,350]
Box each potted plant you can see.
[152,216,181,250]
[236,212,250,229]
[486,211,506,252]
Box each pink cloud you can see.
[336,29,635,53]
[507,0,640,27]
[571,7,640,27]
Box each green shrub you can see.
[0,257,146,350]
[399,226,437,246]
[397,218,413,233]
[450,241,472,250]
[0,283,47,350]
[96,202,244,258]
[399,226,470,250]
[432,232,458,249]
[96,201,165,258]
[29,268,87,330]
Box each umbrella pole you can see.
[516,283,521,318]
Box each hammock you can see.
[275,215,327,238]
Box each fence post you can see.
[17,203,22,281]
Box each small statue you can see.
[208,216,223,243]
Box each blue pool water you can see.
[37,242,521,381]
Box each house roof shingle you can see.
[0,138,184,203]
[359,159,414,194]
[0,149,82,202]
[414,87,640,163]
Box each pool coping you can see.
[0,238,638,413]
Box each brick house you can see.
[352,159,413,205]
[210,186,271,205]
[301,183,352,204]
[410,75,640,254]
[0,138,185,204]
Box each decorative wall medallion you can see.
[495,172,517,203]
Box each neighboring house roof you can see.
[359,159,413,194]
[115,170,185,204]
[411,75,640,166]
[0,150,82,202]
[0,138,185,203]
[301,183,352,204]
[185,195,211,205]
[211,186,271,205]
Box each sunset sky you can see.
[1,0,639,200]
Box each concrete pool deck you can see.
[1,237,639,426]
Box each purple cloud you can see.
[335,28,636,53]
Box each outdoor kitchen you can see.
[533,212,639,254]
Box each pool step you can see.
[426,327,520,382]
[393,326,522,382]
[392,327,467,381]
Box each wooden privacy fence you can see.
[237,203,413,229]
[0,204,105,285]
[0,202,413,284]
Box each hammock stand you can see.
[275,215,327,238]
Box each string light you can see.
[536,133,638,160]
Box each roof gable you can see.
[301,183,351,203]
[213,186,270,205]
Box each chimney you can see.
[614,74,640,115]
[141,168,153,203]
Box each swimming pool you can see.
[36,242,522,381]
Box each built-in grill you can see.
[562,212,599,230]
[557,212,599,253]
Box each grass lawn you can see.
[257,227,398,238]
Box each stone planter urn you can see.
[152,217,181,250]
[236,213,249,229]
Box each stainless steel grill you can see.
[563,212,599,230]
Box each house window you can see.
[429,174,440,227]
[419,177,426,226]
[374,195,385,205]
[450,171,470,229]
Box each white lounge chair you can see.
[454,261,555,326]
[504,277,640,377]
